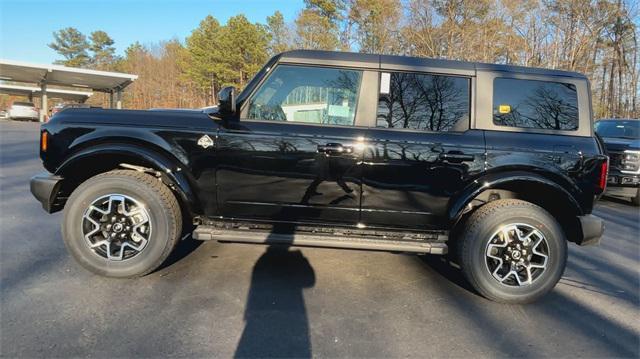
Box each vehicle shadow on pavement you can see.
[157,234,204,271]
[234,224,316,358]
[419,255,478,295]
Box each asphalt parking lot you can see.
[1,120,639,357]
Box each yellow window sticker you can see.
[498,104,511,114]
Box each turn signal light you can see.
[41,131,48,152]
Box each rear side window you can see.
[493,78,578,131]
[247,65,362,126]
[377,72,470,132]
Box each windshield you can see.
[595,120,640,139]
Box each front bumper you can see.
[604,165,639,199]
[30,172,64,213]
[576,214,604,246]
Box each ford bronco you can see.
[31,50,607,303]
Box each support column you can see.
[116,89,122,109]
[109,91,115,109]
[40,83,47,122]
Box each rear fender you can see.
[448,170,583,224]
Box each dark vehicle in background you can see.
[8,101,39,121]
[595,119,640,205]
[30,50,607,303]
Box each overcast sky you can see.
[0,0,304,64]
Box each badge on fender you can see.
[197,135,214,149]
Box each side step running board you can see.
[192,226,447,254]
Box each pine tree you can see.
[48,27,90,67]
[89,30,116,69]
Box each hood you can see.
[601,136,640,153]
[49,107,215,129]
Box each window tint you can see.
[493,78,578,130]
[376,72,470,131]
[247,65,362,126]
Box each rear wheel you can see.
[62,170,182,277]
[458,199,567,303]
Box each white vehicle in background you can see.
[8,102,39,121]
[0,110,8,120]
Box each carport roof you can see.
[0,59,137,92]
[0,83,92,102]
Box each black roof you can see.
[277,50,586,79]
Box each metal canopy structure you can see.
[0,84,92,102]
[0,59,137,121]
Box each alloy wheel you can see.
[82,194,152,261]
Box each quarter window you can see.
[493,78,579,130]
[376,72,471,131]
[247,65,362,126]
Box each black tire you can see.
[631,188,640,206]
[62,170,182,277]
[458,199,567,303]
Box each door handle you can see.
[317,143,353,154]
[439,152,475,163]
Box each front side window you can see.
[493,78,579,130]
[247,65,362,126]
[376,72,470,132]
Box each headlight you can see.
[621,150,640,174]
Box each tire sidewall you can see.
[465,206,567,302]
[62,175,174,277]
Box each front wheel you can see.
[458,199,567,303]
[62,170,182,277]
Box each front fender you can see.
[55,142,201,216]
[448,170,583,223]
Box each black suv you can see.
[594,119,640,205]
[31,50,607,303]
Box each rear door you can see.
[360,71,486,229]
[215,65,371,225]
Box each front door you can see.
[215,64,367,225]
[361,71,486,229]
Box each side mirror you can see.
[218,86,237,115]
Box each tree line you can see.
[45,0,638,119]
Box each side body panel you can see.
[214,120,367,225]
[360,129,486,229]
